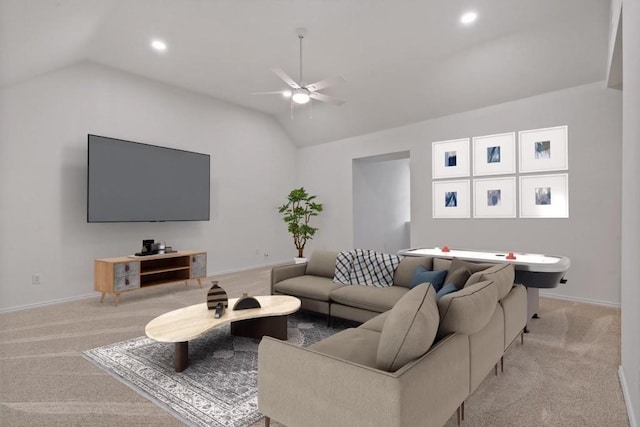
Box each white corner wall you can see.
[298,81,622,305]
[621,0,640,424]
[0,61,297,311]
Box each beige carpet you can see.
[0,268,629,426]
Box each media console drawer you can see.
[94,251,207,306]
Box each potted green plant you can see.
[278,187,323,262]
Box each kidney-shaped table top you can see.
[145,295,301,343]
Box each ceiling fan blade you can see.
[306,75,345,93]
[271,68,300,89]
[250,90,289,95]
[309,92,345,106]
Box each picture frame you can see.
[518,125,568,173]
[472,132,516,176]
[433,180,470,218]
[473,177,516,218]
[519,174,569,218]
[432,138,470,179]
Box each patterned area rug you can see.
[83,312,348,427]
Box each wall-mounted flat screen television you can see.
[87,134,210,222]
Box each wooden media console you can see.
[94,251,207,306]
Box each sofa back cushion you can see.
[393,256,434,288]
[305,250,338,278]
[478,263,515,300]
[376,284,439,372]
[436,280,497,339]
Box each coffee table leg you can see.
[231,315,288,340]
[175,341,189,372]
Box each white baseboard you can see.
[539,291,620,308]
[0,292,96,314]
[0,260,293,314]
[205,258,292,277]
[619,366,638,427]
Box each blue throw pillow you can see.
[409,266,447,290]
[436,283,459,300]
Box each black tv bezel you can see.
[87,134,211,223]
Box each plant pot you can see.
[294,257,308,264]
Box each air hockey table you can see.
[398,247,571,329]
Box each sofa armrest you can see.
[270,263,307,294]
[258,333,469,427]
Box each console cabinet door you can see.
[114,275,140,292]
[114,262,140,277]
[191,254,207,278]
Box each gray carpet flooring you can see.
[0,267,629,426]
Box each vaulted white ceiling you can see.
[0,0,611,146]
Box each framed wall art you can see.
[519,125,568,173]
[472,132,516,176]
[432,138,470,179]
[473,177,516,218]
[433,180,470,218]
[519,174,569,218]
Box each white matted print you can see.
[473,132,515,176]
[519,125,568,173]
[432,138,470,179]
[433,180,470,218]
[519,174,569,218]
[473,177,516,218]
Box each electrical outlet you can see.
[32,274,41,285]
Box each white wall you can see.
[298,81,622,305]
[353,152,410,253]
[620,0,640,424]
[0,61,297,311]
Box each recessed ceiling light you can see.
[151,39,167,52]
[460,11,478,25]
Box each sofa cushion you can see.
[274,275,342,302]
[409,266,447,290]
[308,327,381,369]
[359,312,389,333]
[306,250,338,278]
[444,258,494,283]
[393,256,434,288]
[330,285,409,313]
[433,257,452,271]
[376,284,439,372]
[349,249,401,287]
[444,267,471,290]
[479,263,515,300]
[436,283,458,300]
[436,280,498,338]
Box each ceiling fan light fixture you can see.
[282,90,292,98]
[292,88,311,104]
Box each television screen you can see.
[87,134,210,222]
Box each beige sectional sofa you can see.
[259,250,528,427]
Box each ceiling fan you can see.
[253,28,345,107]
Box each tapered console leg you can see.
[264,416,270,427]
[175,341,189,372]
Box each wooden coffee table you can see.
[145,295,301,372]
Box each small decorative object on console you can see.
[442,246,450,252]
[233,293,262,310]
[207,281,228,317]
